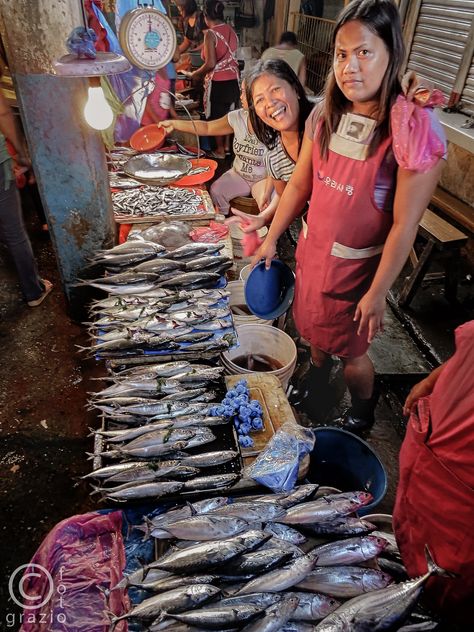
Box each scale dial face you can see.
[119,7,177,71]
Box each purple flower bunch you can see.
[209,379,263,448]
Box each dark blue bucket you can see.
[307,427,388,515]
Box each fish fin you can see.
[186,500,197,515]
[154,610,169,623]
[425,545,458,578]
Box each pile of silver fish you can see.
[80,240,236,358]
[85,374,241,503]
[83,240,232,290]
[112,186,205,217]
[104,486,441,631]
[81,236,241,498]
[85,359,241,501]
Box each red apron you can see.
[393,395,474,623]
[293,134,393,358]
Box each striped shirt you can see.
[264,137,296,182]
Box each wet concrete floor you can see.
[0,186,473,626]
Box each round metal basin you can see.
[123,153,192,186]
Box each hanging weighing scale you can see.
[119,1,177,71]
[119,1,204,179]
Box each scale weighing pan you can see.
[123,153,192,186]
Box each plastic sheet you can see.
[18,511,129,632]
[390,91,446,173]
[245,421,316,493]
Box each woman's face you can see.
[334,20,389,114]
[251,72,300,132]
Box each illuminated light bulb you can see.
[84,85,113,130]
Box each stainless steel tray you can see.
[123,153,192,185]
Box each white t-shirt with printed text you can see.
[227,109,267,183]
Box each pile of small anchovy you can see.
[112,186,204,217]
[98,486,439,632]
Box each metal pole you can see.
[0,0,115,317]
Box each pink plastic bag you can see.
[242,228,263,257]
[190,221,229,243]
[18,511,128,632]
[391,91,446,173]
[141,70,171,126]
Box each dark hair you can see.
[318,0,404,159]
[181,0,198,17]
[279,31,298,46]
[204,0,224,21]
[246,59,313,150]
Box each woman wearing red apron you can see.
[186,0,239,159]
[393,320,474,624]
[253,0,445,433]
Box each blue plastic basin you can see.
[244,260,295,320]
[307,427,388,514]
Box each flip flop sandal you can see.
[28,279,53,307]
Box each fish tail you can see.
[425,545,458,578]
[86,451,100,460]
[97,584,111,601]
[76,344,92,353]
[89,484,103,497]
[122,512,133,540]
[140,515,154,541]
[104,609,125,632]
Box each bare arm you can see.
[355,159,445,343]
[159,113,233,136]
[298,57,307,89]
[403,363,446,415]
[178,37,192,55]
[252,134,314,267]
[0,91,27,161]
[190,31,216,81]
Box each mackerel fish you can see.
[313,547,453,631]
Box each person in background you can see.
[393,319,474,625]
[301,0,324,18]
[159,79,275,216]
[0,89,52,306]
[184,0,239,159]
[141,66,176,125]
[249,0,445,431]
[261,31,307,88]
[176,0,206,55]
